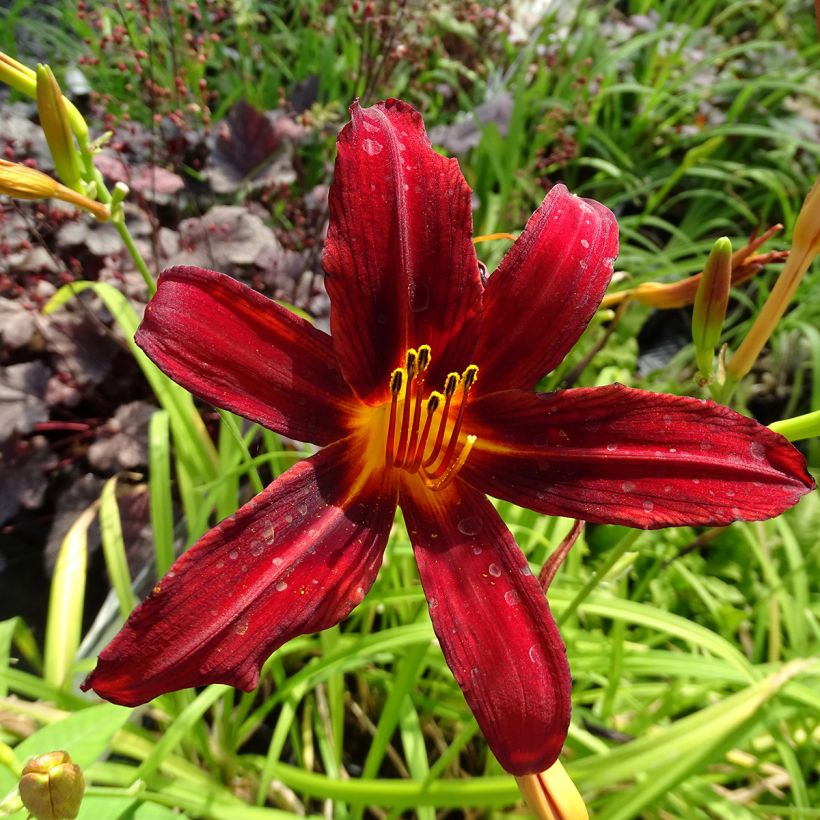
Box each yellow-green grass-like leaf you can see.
[99,477,136,619]
[148,410,174,576]
[44,502,97,688]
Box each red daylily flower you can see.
[83,99,814,776]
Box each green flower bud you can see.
[36,65,84,192]
[692,236,732,382]
[19,751,84,820]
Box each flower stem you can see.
[769,409,820,442]
[556,529,642,627]
[113,216,157,296]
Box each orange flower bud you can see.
[0,159,109,221]
[601,224,786,310]
[19,751,84,820]
[515,760,588,820]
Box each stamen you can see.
[385,368,404,466]
[395,349,418,466]
[407,391,442,473]
[402,345,431,467]
[423,373,460,469]
[427,365,478,478]
[382,349,478,490]
[424,435,477,491]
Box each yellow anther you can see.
[405,348,418,377]
[444,372,460,397]
[390,368,404,395]
[417,344,431,372]
[462,364,478,390]
[427,391,442,412]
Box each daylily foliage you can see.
[83,100,813,777]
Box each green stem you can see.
[113,217,157,296]
[769,409,820,442]
[557,529,642,627]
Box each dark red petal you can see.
[83,439,396,706]
[136,266,356,446]
[400,480,571,775]
[474,184,618,392]
[462,385,815,528]
[324,99,483,402]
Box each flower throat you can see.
[384,345,477,491]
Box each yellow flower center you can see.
[360,345,478,491]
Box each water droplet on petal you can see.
[488,563,502,577]
[229,549,239,561]
[529,645,539,663]
[275,581,288,592]
[606,443,618,452]
[458,516,483,536]
[642,500,654,512]
[297,503,309,517]
[362,138,383,155]
[428,596,438,610]
[580,238,590,249]
[234,618,249,635]
[622,481,635,492]
[520,565,532,576]
[750,441,766,461]
[472,545,483,555]
[504,589,521,606]
[250,543,264,557]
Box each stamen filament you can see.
[423,372,459,469]
[424,435,477,491]
[403,345,430,467]
[394,349,418,466]
[385,368,403,466]
[428,365,478,478]
[407,392,441,473]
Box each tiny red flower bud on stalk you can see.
[692,236,731,382]
[36,64,84,192]
[19,751,84,820]
[726,175,820,391]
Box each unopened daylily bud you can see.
[0,50,36,97]
[0,159,109,221]
[0,51,88,143]
[515,760,588,820]
[692,237,731,381]
[726,175,820,389]
[601,224,786,311]
[19,751,84,820]
[36,65,84,191]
